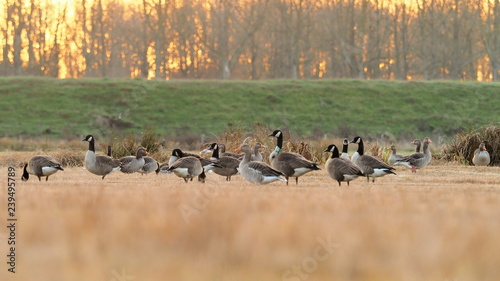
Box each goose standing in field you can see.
[167,156,206,183]
[340,138,351,161]
[138,156,160,175]
[119,146,148,173]
[235,144,287,185]
[411,139,421,153]
[324,144,364,186]
[268,129,320,185]
[387,145,404,165]
[205,142,241,181]
[82,135,121,179]
[472,142,490,166]
[394,137,432,173]
[169,148,219,173]
[21,155,64,182]
[350,136,396,182]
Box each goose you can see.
[82,135,121,179]
[268,129,320,185]
[350,136,396,182]
[472,142,490,166]
[138,156,160,175]
[107,145,112,157]
[201,143,244,160]
[411,139,421,153]
[156,162,170,174]
[235,144,287,185]
[205,142,240,181]
[169,148,219,173]
[340,138,350,161]
[387,145,404,165]
[21,155,64,181]
[167,156,206,183]
[119,146,148,173]
[324,144,364,186]
[394,137,432,173]
[251,142,266,162]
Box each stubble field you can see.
[1,160,500,281]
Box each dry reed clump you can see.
[442,124,499,166]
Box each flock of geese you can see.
[21,129,492,186]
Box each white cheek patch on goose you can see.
[275,131,281,138]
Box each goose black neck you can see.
[274,134,283,150]
[342,143,348,153]
[211,145,220,159]
[22,164,29,180]
[331,147,340,159]
[88,138,95,152]
[357,141,364,156]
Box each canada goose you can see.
[350,136,396,182]
[324,144,364,186]
[138,156,160,175]
[340,138,350,161]
[119,147,148,173]
[387,145,404,165]
[201,143,244,160]
[394,137,432,173]
[167,156,206,183]
[82,135,121,179]
[21,155,64,181]
[170,148,219,173]
[156,162,170,174]
[411,139,421,153]
[235,144,287,185]
[205,142,240,181]
[268,129,320,185]
[472,142,490,166]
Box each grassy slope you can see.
[1,77,499,140]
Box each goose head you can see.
[350,136,363,144]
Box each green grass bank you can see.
[1,77,498,140]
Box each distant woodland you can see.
[1,0,500,80]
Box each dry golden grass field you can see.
[1,152,500,281]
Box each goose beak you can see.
[482,146,486,150]
[410,141,415,144]
[387,147,392,150]
[235,146,242,152]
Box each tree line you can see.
[1,0,500,80]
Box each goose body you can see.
[387,145,404,165]
[119,147,148,173]
[472,142,490,166]
[340,138,350,161]
[206,143,240,181]
[170,148,219,173]
[324,144,363,186]
[394,138,432,173]
[268,130,320,185]
[22,155,64,181]
[82,135,121,179]
[167,156,206,183]
[236,144,287,185]
[350,136,396,182]
[138,156,160,175]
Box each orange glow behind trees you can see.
[1,0,499,80]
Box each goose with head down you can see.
[268,129,320,185]
[22,155,64,182]
[119,146,148,173]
